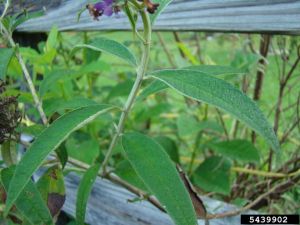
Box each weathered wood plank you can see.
[7,0,300,34]
[63,173,255,225]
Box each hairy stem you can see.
[101,9,152,172]
[0,22,48,125]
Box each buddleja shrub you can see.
[0,0,280,225]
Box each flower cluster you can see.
[86,0,120,20]
[86,0,160,20]
[0,81,21,144]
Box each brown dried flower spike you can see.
[0,81,21,144]
[138,0,159,14]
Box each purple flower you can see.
[94,0,114,16]
[86,0,120,20]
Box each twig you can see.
[215,109,229,140]
[269,45,300,168]
[0,0,10,19]
[249,175,300,210]
[207,178,294,219]
[280,117,300,144]
[253,35,271,101]
[274,45,300,135]
[247,34,257,54]
[231,167,300,178]
[0,21,48,125]
[173,31,186,59]
[67,157,166,212]
[188,132,202,175]
[107,173,166,212]
[195,33,205,64]
[252,34,271,143]
[156,32,176,68]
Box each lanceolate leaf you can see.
[76,161,101,225]
[150,69,280,152]
[122,132,197,225]
[150,0,174,24]
[139,65,244,101]
[5,105,115,214]
[1,167,53,225]
[0,48,15,79]
[73,38,137,66]
[186,65,245,76]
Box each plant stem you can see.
[251,34,271,143]
[0,22,48,125]
[231,167,300,178]
[0,0,10,19]
[157,32,176,68]
[188,132,202,175]
[101,9,152,173]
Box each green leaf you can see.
[186,65,245,76]
[78,60,110,73]
[20,124,45,137]
[37,167,65,217]
[5,104,115,214]
[76,162,101,225]
[0,48,15,79]
[39,70,77,97]
[83,48,101,64]
[137,80,168,101]
[209,140,260,163]
[46,26,59,51]
[55,144,68,169]
[150,69,280,152]
[177,115,201,138]
[122,132,197,225]
[44,97,98,116]
[115,160,147,191]
[139,65,243,101]
[150,0,174,24]
[73,38,137,66]
[198,121,223,133]
[192,156,231,195]
[107,79,134,100]
[154,136,179,163]
[0,141,18,166]
[66,133,100,165]
[135,103,171,122]
[1,167,53,225]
